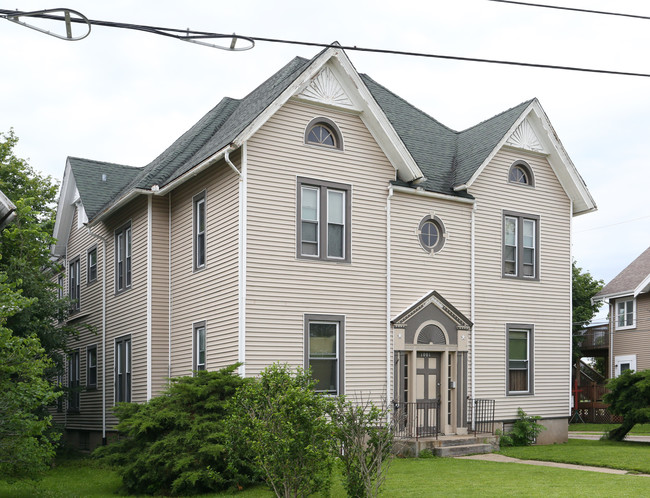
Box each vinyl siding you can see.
[55,196,149,430]
[245,100,395,398]
[470,147,572,420]
[151,195,170,395]
[612,293,650,372]
[168,155,240,378]
[390,193,472,318]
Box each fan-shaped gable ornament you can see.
[298,67,354,108]
[506,120,545,153]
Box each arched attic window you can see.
[508,161,534,187]
[304,117,343,150]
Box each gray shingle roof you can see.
[361,74,531,195]
[68,158,141,220]
[595,245,650,297]
[74,51,531,221]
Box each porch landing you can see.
[394,434,499,457]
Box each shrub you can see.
[93,364,255,495]
[604,369,650,441]
[499,408,545,447]
[332,395,393,498]
[228,363,336,498]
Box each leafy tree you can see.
[0,129,80,374]
[228,363,336,498]
[0,271,61,480]
[93,365,255,495]
[603,369,650,441]
[572,261,604,363]
[332,395,393,498]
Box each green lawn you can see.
[2,446,650,498]
[500,438,650,474]
[569,423,650,434]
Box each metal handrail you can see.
[392,400,439,440]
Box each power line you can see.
[488,0,650,21]
[2,8,650,77]
[575,215,650,233]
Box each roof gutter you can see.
[391,185,475,205]
[88,145,236,225]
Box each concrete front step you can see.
[434,443,493,457]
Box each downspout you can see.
[225,146,246,377]
[470,202,477,431]
[386,185,393,414]
[85,225,107,445]
[168,193,172,380]
[146,196,152,400]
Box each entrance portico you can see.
[392,291,472,436]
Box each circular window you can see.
[417,215,446,254]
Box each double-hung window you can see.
[193,192,206,271]
[304,314,344,395]
[616,298,635,329]
[506,324,534,395]
[68,349,80,411]
[503,212,539,280]
[193,322,206,373]
[297,178,351,262]
[115,223,132,292]
[87,247,97,283]
[69,257,80,311]
[115,336,131,403]
[87,345,97,388]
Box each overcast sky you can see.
[2,0,649,320]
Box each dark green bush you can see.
[93,364,256,495]
[499,408,545,447]
[604,369,650,441]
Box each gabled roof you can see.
[69,158,141,220]
[595,245,650,300]
[53,46,596,255]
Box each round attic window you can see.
[417,215,446,254]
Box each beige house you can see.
[51,46,595,450]
[593,246,650,378]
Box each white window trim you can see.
[615,298,636,330]
[614,354,637,377]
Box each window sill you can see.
[615,325,636,331]
[86,386,97,391]
[506,392,533,396]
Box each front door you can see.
[415,352,440,435]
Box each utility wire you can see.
[2,8,650,77]
[488,0,650,21]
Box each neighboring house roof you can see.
[0,188,17,231]
[52,46,596,256]
[595,245,650,300]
